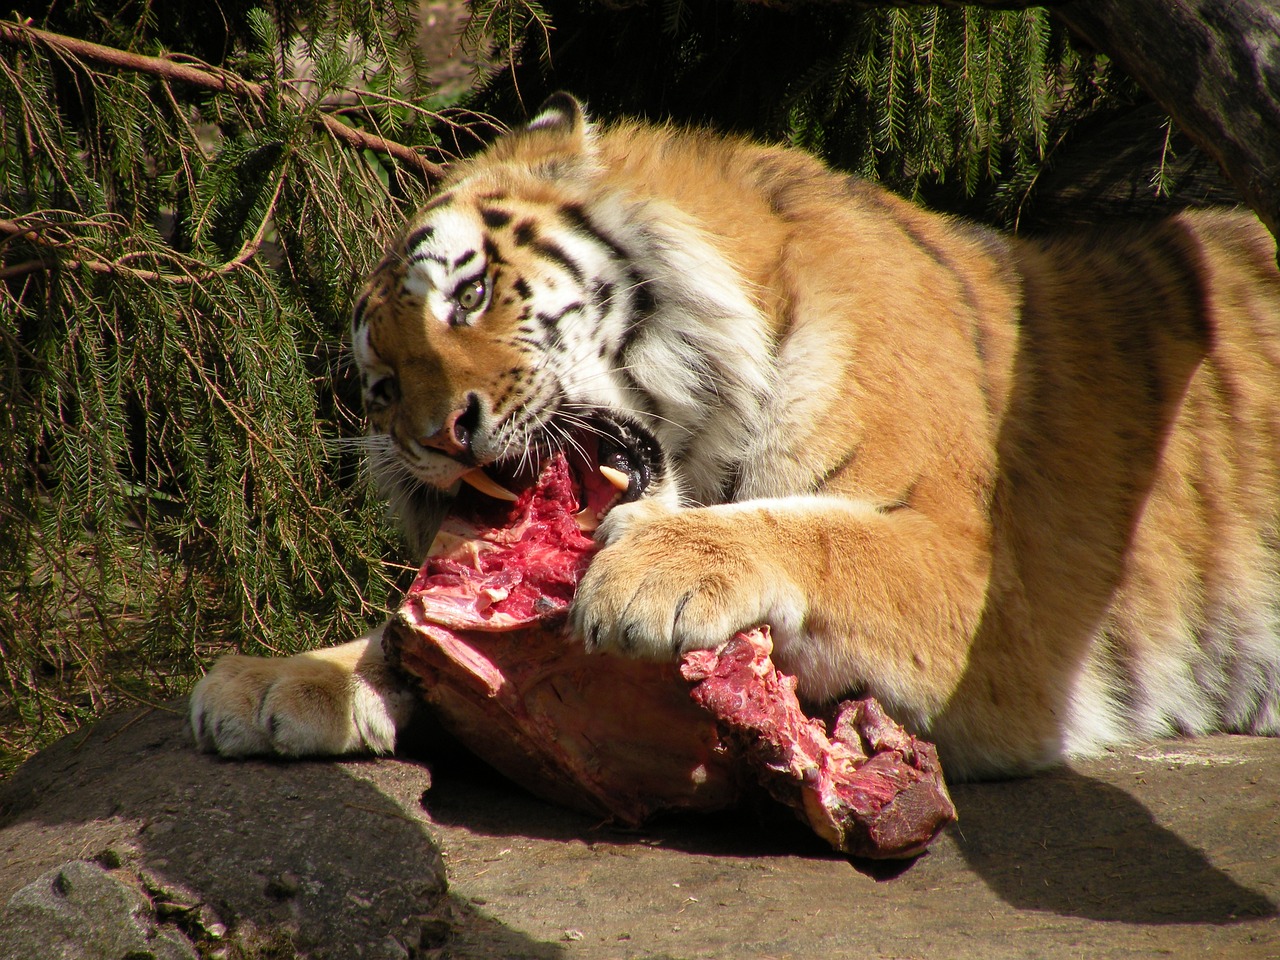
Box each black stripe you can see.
[512,277,532,299]
[617,269,657,358]
[883,479,919,513]
[560,203,631,261]
[406,251,447,266]
[421,192,454,212]
[403,224,435,253]
[719,463,744,504]
[1142,222,1212,347]
[351,289,372,329]
[481,207,512,229]
[629,268,657,315]
[510,219,586,283]
[367,323,384,360]
[453,249,477,270]
[972,318,989,367]
[482,236,505,266]
[971,315,993,425]
[591,279,615,309]
[1110,286,1163,412]
[514,219,537,246]
[850,177,999,420]
[854,182,974,304]
[675,332,721,402]
[535,301,585,335]
[533,239,585,283]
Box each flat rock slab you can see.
[1,706,1277,959]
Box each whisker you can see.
[545,416,590,464]
[562,398,684,433]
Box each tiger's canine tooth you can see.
[574,508,600,532]
[599,465,630,492]
[461,468,520,501]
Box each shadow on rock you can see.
[949,765,1276,925]
[416,743,847,863]
[0,706,564,960]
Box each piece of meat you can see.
[384,453,957,858]
[387,459,738,824]
[682,630,956,859]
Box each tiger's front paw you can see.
[189,630,413,758]
[570,502,803,659]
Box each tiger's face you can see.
[350,97,672,527]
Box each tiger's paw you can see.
[571,502,804,659]
[189,631,414,758]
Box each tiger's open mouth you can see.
[415,413,662,614]
[450,411,663,531]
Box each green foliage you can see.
[469,0,1146,227]
[0,3,457,771]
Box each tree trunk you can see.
[1050,0,1280,246]
[762,0,1280,249]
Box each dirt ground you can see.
[1,704,1277,959]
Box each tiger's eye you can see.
[457,278,487,311]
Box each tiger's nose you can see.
[419,395,480,456]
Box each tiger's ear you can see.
[526,92,589,138]
[488,92,597,175]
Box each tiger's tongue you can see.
[403,453,598,631]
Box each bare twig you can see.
[0,19,446,182]
[1,192,279,284]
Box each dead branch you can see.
[0,20,446,182]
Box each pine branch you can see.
[3,4,427,769]
[725,0,1280,248]
[0,185,279,283]
[0,20,446,182]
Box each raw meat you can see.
[386,455,738,824]
[384,452,956,858]
[682,631,956,859]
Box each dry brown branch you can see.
[0,172,282,283]
[0,20,447,182]
[1050,1,1280,246]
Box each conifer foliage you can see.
[0,2,459,769]
[468,0,1143,226]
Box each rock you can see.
[2,704,1278,958]
[0,706,451,960]
[0,859,196,960]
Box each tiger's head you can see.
[351,93,776,550]
[350,94,670,545]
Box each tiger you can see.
[190,92,1280,780]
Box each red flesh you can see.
[682,631,956,859]
[389,456,737,823]
[402,460,594,630]
[385,453,957,857]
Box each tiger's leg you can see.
[570,497,1025,773]
[189,623,418,757]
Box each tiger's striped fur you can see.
[191,93,1280,779]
